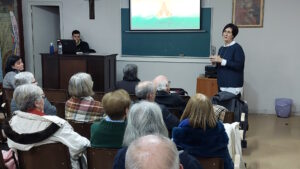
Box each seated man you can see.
[10,71,56,115]
[3,84,90,169]
[135,81,179,131]
[72,30,90,53]
[153,75,186,112]
[90,89,131,148]
[125,134,184,169]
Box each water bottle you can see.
[57,40,63,55]
[49,42,54,55]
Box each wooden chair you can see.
[197,157,224,169]
[93,92,105,101]
[67,120,92,139]
[52,101,66,118]
[87,147,119,169]
[223,111,235,123]
[129,94,138,102]
[17,143,71,169]
[2,88,14,118]
[43,88,68,103]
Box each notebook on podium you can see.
[60,39,76,54]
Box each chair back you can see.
[223,112,235,123]
[129,94,138,102]
[52,101,66,118]
[17,143,71,169]
[2,88,14,118]
[44,89,68,102]
[197,157,224,169]
[67,120,92,139]
[87,147,119,169]
[93,92,105,102]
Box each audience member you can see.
[116,64,140,94]
[125,134,183,169]
[113,101,202,169]
[3,84,90,169]
[3,55,24,89]
[72,30,90,53]
[172,93,234,169]
[90,89,130,148]
[10,71,56,115]
[135,81,179,131]
[65,72,104,122]
[153,75,186,111]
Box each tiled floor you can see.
[243,114,300,169]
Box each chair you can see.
[93,92,105,101]
[87,147,119,169]
[197,157,224,169]
[67,120,92,139]
[17,143,71,169]
[223,111,235,123]
[52,101,66,118]
[43,88,68,103]
[129,94,138,102]
[2,88,14,118]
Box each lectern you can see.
[41,53,116,92]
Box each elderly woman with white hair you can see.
[112,101,203,169]
[65,72,104,122]
[10,71,56,115]
[3,84,90,169]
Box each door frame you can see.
[24,1,63,74]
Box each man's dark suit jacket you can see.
[155,90,186,110]
[116,80,139,94]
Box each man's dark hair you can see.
[72,30,80,35]
[222,23,239,38]
[5,55,22,73]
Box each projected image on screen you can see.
[130,0,201,30]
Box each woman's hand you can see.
[209,55,222,64]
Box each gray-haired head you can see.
[135,81,156,101]
[123,101,168,146]
[153,75,170,92]
[125,134,180,169]
[14,71,35,88]
[123,64,139,81]
[13,84,44,111]
[68,72,94,97]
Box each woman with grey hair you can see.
[116,64,140,94]
[10,71,57,115]
[113,101,203,169]
[65,72,104,122]
[3,84,90,169]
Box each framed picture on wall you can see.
[232,0,264,27]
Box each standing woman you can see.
[3,55,24,89]
[210,23,245,95]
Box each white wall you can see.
[23,0,300,115]
[22,0,121,71]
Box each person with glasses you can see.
[10,71,56,115]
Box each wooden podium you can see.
[196,77,218,97]
[41,53,117,92]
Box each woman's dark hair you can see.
[5,55,22,73]
[123,64,140,81]
[222,23,239,38]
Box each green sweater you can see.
[90,119,126,148]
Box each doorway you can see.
[31,5,60,86]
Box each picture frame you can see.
[232,0,264,28]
